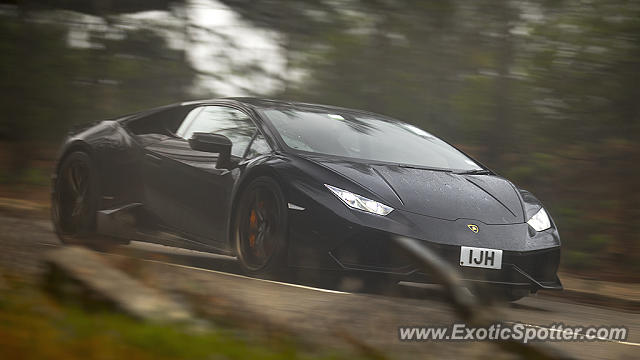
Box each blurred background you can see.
[0,0,638,281]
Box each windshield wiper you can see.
[397,164,453,172]
[455,169,492,175]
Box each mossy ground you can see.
[0,280,365,360]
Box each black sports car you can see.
[52,98,562,301]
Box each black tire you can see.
[233,176,288,277]
[51,151,99,244]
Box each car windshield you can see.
[262,108,482,171]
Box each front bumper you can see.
[285,186,562,292]
[326,232,562,291]
[287,215,562,292]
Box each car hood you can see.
[305,156,525,225]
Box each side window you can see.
[127,106,194,136]
[175,107,203,137]
[176,106,257,158]
[245,134,272,159]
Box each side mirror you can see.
[188,132,232,169]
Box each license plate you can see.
[459,246,502,269]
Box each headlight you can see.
[324,184,393,216]
[527,207,551,231]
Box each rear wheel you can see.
[234,177,288,276]
[52,151,98,244]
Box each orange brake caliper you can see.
[249,209,257,247]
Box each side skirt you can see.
[96,203,233,256]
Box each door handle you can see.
[145,153,163,165]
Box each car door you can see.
[142,105,258,247]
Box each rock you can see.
[43,246,194,324]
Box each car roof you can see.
[196,97,386,118]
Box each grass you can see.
[0,279,363,360]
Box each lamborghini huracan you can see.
[51,98,562,301]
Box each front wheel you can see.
[233,176,288,277]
